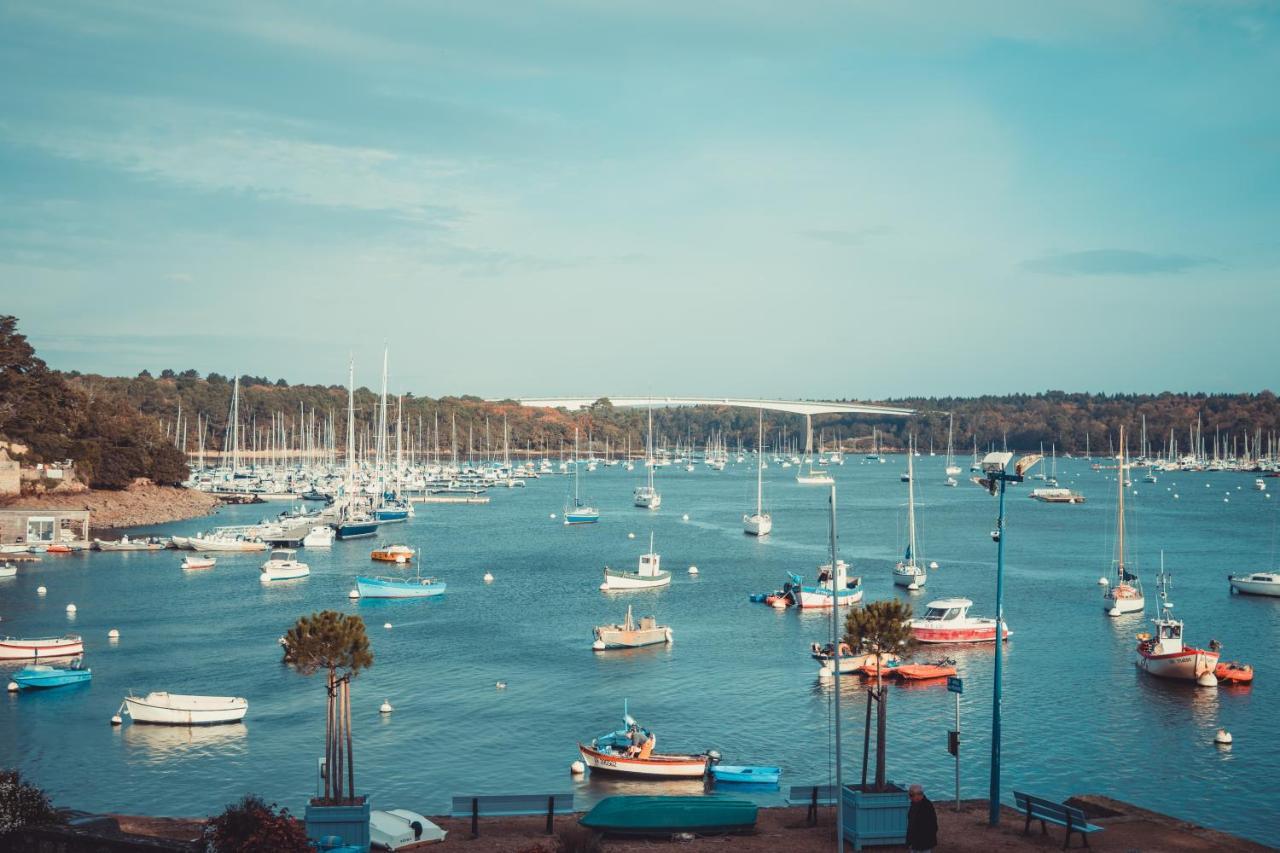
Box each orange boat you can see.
[893,659,957,681]
[370,544,415,563]
[1215,661,1254,684]
[45,544,72,554]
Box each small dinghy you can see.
[119,691,248,726]
[893,658,957,681]
[0,634,84,661]
[708,765,781,785]
[1215,661,1254,684]
[580,796,757,836]
[181,555,216,570]
[370,808,447,849]
[13,661,92,689]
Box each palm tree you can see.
[282,610,373,803]
[844,599,917,792]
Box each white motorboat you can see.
[1228,571,1280,597]
[602,534,671,590]
[119,691,249,725]
[911,598,1010,644]
[302,525,335,547]
[893,445,928,590]
[260,548,310,581]
[1135,573,1218,686]
[190,534,267,552]
[743,410,772,536]
[0,634,84,660]
[181,555,216,570]
[1103,428,1144,616]
[370,808,447,849]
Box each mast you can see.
[377,347,388,475]
[1116,425,1126,579]
[574,427,581,504]
[906,438,918,567]
[756,409,764,516]
[346,357,356,499]
[646,404,655,490]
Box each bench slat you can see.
[450,794,574,818]
[786,784,837,804]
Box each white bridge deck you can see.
[507,396,916,417]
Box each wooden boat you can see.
[910,598,1010,644]
[708,765,781,785]
[580,796,756,835]
[356,572,445,599]
[578,707,715,779]
[0,634,84,661]
[1215,661,1254,684]
[808,644,899,676]
[1135,573,1219,686]
[593,606,671,650]
[12,662,92,689]
[119,691,248,725]
[893,658,957,681]
[371,544,415,563]
[181,555,216,570]
[602,534,671,590]
[794,561,862,608]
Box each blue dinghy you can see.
[13,662,92,689]
[708,765,782,785]
[356,574,446,599]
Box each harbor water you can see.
[1,457,1277,844]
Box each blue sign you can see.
[947,676,963,694]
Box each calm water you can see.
[2,458,1277,843]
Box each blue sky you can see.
[2,1,1277,399]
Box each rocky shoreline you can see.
[1,481,221,530]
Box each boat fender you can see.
[411,820,423,839]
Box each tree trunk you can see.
[344,677,356,800]
[875,675,888,791]
[325,670,335,801]
[861,687,872,790]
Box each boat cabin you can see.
[638,551,661,576]
[920,598,972,621]
[268,548,297,562]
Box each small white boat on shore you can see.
[370,808,447,849]
[191,534,267,552]
[119,691,248,725]
[260,548,310,582]
[1228,571,1280,597]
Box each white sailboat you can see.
[633,405,661,509]
[564,428,600,524]
[744,410,772,536]
[795,414,834,485]
[1104,426,1145,616]
[944,414,961,476]
[893,442,928,590]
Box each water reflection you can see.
[123,723,248,762]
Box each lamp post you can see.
[973,451,1038,827]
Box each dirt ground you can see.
[117,795,1265,852]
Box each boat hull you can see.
[1104,588,1145,614]
[911,621,1010,644]
[602,569,671,590]
[796,587,862,608]
[13,666,91,689]
[892,565,927,590]
[1228,575,1280,597]
[564,512,600,525]
[124,693,248,726]
[0,636,84,661]
[577,743,709,779]
[594,627,671,649]
[743,514,772,536]
[260,566,310,581]
[709,766,781,785]
[336,521,379,540]
[1136,646,1220,683]
[356,576,446,599]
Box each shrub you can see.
[0,769,63,834]
[554,824,603,853]
[203,794,310,853]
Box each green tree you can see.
[281,612,373,804]
[844,599,917,792]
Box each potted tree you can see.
[282,610,374,852]
[841,599,916,849]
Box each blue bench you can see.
[450,793,574,837]
[1012,791,1104,849]
[786,784,838,825]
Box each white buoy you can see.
[1098,577,1110,586]
[1214,729,1233,745]
[592,639,606,651]
[36,586,46,596]
[550,513,557,519]
[495,681,507,690]
[929,561,939,570]
[682,514,689,521]
[110,714,122,726]
[688,565,698,575]
[107,629,120,640]
[570,760,586,775]
[6,682,17,693]
[65,603,77,614]
[379,699,393,714]
[1174,494,1180,499]
[483,572,494,583]
[628,532,636,539]
[1224,497,1229,503]
[348,589,360,599]
[383,622,392,629]
[1197,670,1219,687]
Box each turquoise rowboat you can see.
[356,574,446,599]
[13,663,92,689]
[580,796,757,835]
[708,765,782,785]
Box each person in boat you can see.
[626,724,646,757]
[906,783,937,853]
[1209,638,1222,653]
[638,733,656,760]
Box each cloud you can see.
[1021,249,1219,276]
[800,227,888,247]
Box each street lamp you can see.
[972,450,1039,827]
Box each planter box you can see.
[305,798,371,852]
[841,784,909,850]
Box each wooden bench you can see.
[450,793,575,837]
[786,785,838,825]
[1012,791,1105,849]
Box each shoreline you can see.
[1,482,221,530]
[105,796,1273,852]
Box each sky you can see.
[2,1,1278,400]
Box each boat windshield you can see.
[923,607,961,620]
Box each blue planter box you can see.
[305,798,371,852]
[841,784,909,851]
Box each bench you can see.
[786,785,838,825]
[450,793,575,837]
[1012,791,1105,849]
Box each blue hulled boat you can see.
[374,501,412,523]
[13,662,92,689]
[356,573,446,599]
[708,765,782,786]
[336,518,380,540]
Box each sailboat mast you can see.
[1117,425,1126,577]
[346,358,356,494]
[377,347,388,474]
[574,427,581,503]
[756,409,764,515]
[907,438,917,564]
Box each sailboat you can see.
[865,427,881,461]
[1103,426,1144,616]
[743,410,772,536]
[336,359,379,540]
[601,533,671,590]
[633,405,661,509]
[944,414,961,477]
[564,428,600,525]
[893,443,928,590]
[795,414,834,485]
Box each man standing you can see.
[906,783,938,853]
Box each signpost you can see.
[947,676,963,811]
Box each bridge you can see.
[507,396,917,418]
